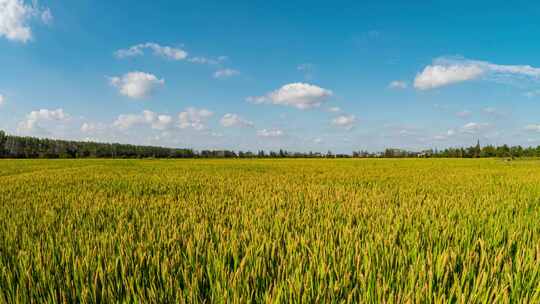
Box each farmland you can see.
[1,158,540,302]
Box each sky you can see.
[2,1,540,153]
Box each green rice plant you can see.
[1,158,540,303]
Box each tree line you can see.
[0,130,538,159]
[376,141,539,158]
[0,131,333,159]
[0,131,196,159]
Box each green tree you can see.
[0,130,6,157]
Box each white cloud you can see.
[115,44,229,69]
[146,111,172,130]
[213,68,239,79]
[80,122,111,134]
[461,122,489,134]
[257,129,284,137]
[80,123,91,133]
[0,94,4,106]
[246,96,267,104]
[414,57,540,90]
[113,114,143,130]
[220,113,253,128]
[188,56,226,65]
[115,43,188,60]
[109,71,164,99]
[81,122,97,133]
[313,137,323,144]
[456,110,471,118]
[40,7,52,24]
[113,110,172,131]
[0,0,52,43]
[18,108,69,131]
[486,63,540,77]
[415,64,484,90]
[28,108,67,120]
[247,83,333,110]
[188,57,213,64]
[388,80,407,89]
[399,129,416,136]
[331,114,356,130]
[327,107,341,113]
[178,107,213,130]
[525,124,540,132]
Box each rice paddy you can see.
[1,158,540,303]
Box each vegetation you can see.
[0,130,197,159]
[3,130,540,159]
[1,158,540,302]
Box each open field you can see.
[1,159,540,302]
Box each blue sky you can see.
[2,1,540,152]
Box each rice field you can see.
[1,158,540,303]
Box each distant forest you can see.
[0,130,538,159]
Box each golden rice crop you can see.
[1,158,540,303]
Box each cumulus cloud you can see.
[327,107,341,113]
[18,108,69,131]
[257,129,284,137]
[115,43,188,60]
[331,114,356,130]
[0,94,5,106]
[109,71,164,99]
[415,64,483,90]
[0,0,52,43]
[113,110,172,130]
[178,107,213,130]
[414,57,540,90]
[220,113,253,128]
[113,114,144,130]
[247,83,333,110]
[80,122,111,135]
[81,122,98,133]
[213,68,239,79]
[388,80,407,89]
[461,122,489,134]
[115,43,230,70]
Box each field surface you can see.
[1,159,540,303]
